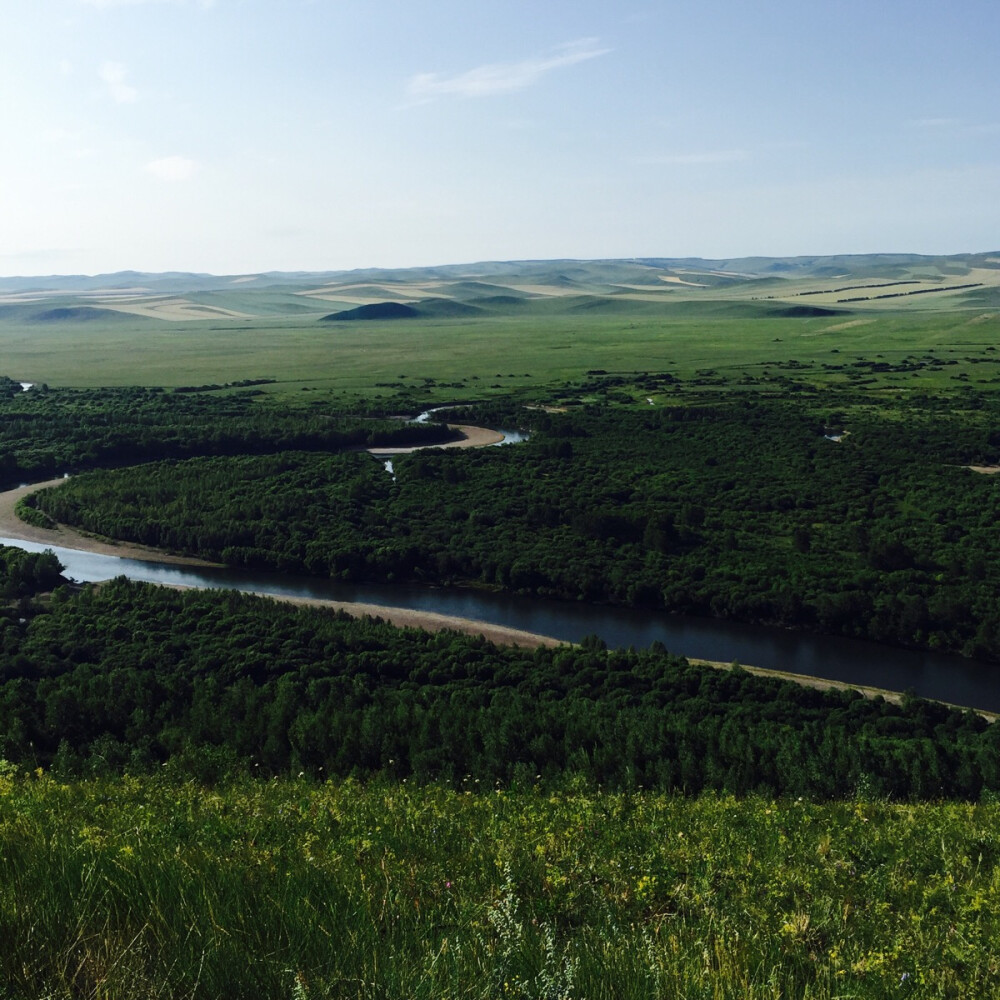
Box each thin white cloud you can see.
[635,150,750,166]
[407,38,610,101]
[99,62,138,103]
[145,156,198,181]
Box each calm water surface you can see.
[3,535,999,712]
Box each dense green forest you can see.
[0,571,996,799]
[0,377,454,487]
[32,388,1000,660]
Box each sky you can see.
[1,0,998,275]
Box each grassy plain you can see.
[0,254,996,398]
[1,304,999,400]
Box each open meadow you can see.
[0,254,997,398]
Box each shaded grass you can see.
[3,769,1000,998]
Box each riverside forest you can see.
[2,253,1000,997]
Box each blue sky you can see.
[2,0,998,274]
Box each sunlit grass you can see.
[1,305,998,399]
[2,766,999,998]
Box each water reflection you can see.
[2,534,999,711]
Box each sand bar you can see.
[367,423,504,454]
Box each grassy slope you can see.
[2,771,997,999]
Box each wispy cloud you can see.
[635,150,749,166]
[407,38,610,102]
[145,156,198,181]
[99,62,138,103]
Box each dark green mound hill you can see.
[773,305,845,318]
[31,307,138,323]
[321,298,486,321]
[321,302,420,321]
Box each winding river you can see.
[1,533,998,712]
[1,408,998,712]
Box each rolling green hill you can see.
[0,253,995,392]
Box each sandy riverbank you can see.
[209,590,564,649]
[0,480,559,649]
[689,658,997,722]
[366,423,504,455]
[0,480,220,565]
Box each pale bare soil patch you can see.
[504,284,580,297]
[674,267,759,279]
[967,267,1000,286]
[295,283,438,304]
[96,298,254,321]
[814,318,875,334]
[0,288,152,304]
[658,275,707,286]
[967,465,1000,475]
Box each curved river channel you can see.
[2,534,999,713]
[2,404,997,713]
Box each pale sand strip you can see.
[233,592,564,649]
[0,480,219,565]
[0,483,557,648]
[689,659,997,722]
[366,423,503,454]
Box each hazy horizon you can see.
[4,248,1000,283]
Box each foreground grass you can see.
[2,770,999,998]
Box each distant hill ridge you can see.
[1,254,996,326]
[2,252,997,295]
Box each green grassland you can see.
[3,771,999,999]
[0,254,996,398]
